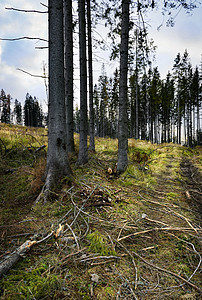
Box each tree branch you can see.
[35,46,49,49]
[17,68,48,79]
[0,37,48,42]
[132,251,202,294]
[40,2,48,9]
[5,7,48,13]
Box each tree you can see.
[117,0,130,173]
[24,93,44,127]
[148,67,162,143]
[98,65,109,137]
[64,0,75,152]
[173,53,184,144]
[87,0,95,151]
[0,89,11,124]
[24,93,33,126]
[108,69,119,138]
[160,72,174,143]
[93,84,100,136]
[14,99,22,125]
[77,0,88,165]
[191,66,201,144]
[44,0,72,197]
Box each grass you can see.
[0,123,201,299]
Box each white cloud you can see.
[0,0,201,113]
[148,5,202,77]
[0,0,48,109]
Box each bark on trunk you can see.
[45,0,72,193]
[117,0,129,173]
[87,0,95,151]
[77,0,88,165]
[64,0,75,152]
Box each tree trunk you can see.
[117,0,129,173]
[135,31,139,140]
[87,0,95,151]
[45,0,72,194]
[64,0,75,152]
[196,96,200,144]
[177,95,181,144]
[77,0,88,165]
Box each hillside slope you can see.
[0,124,201,299]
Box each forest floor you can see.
[0,123,201,300]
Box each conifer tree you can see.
[64,0,75,152]
[0,89,11,124]
[44,0,72,198]
[117,0,130,173]
[77,0,88,165]
[14,99,22,125]
[87,0,95,151]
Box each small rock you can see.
[91,273,99,283]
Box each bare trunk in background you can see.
[64,0,75,152]
[77,0,88,165]
[117,0,129,173]
[87,0,95,151]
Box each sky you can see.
[0,0,202,112]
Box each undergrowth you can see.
[0,124,201,299]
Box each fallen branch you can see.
[117,227,201,242]
[132,251,202,294]
[166,207,198,233]
[0,240,36,277]
[117,241,138,290]
[79,255,120,263]
[0,231,54,277]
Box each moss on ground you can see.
[0,124,201,299]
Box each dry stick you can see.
[65,223,80,251]
[132,251,202,294]
[0,37,48,42]
[40,2,48,8]
[117,221,128,241]
[5,7,47,13]
[17,68,48,79]
[117,227,201,242]
[188,189,202,195]
[166,207,199,233]
[145,217,169,227]
[117,241,138,290]
[167,232,202,285]
[35,46,48,49]
[138,190,199,232]
[138,190,176,208]
[69,185,100,227]
[80,255,120,263]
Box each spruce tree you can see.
[117,0,130,173]
[77,0,88,165]
[14,99,22,125]
[44,0,72,198]
[64,0,75,152]
[0,90,11,124]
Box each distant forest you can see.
[1,50,201,146]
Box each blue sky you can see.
[0,0,48,110]
[0,1,201,112]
